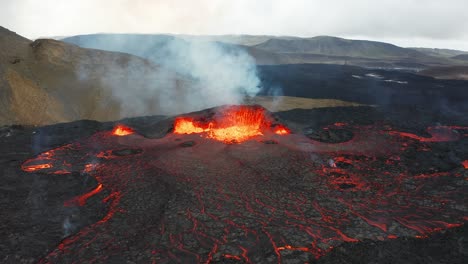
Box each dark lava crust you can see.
[1,106,467,264]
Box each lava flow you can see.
[22,163,53,172]
[64,183,104,207]
[173,105,289,142]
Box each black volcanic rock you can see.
[112,148,143,156]
[419,65,468,80]
[317,225,467,264]
[179,140,196,147]
[257,64,468,115]
[303,127,354,143]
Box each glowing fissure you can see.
[64,183,104,207]
[173,106,289,142]
[387,126,467,142]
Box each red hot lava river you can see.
[21,105,468,263]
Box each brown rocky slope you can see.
[0,26,190,126]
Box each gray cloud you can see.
[1,0,468,49]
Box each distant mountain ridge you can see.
[253,36,426,59]
[62,34,178,59]
[62,34,467,69]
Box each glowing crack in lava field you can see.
[21,105,468,263]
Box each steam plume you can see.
[76,36,261,118]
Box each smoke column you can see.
[75,35,261,117]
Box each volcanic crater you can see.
[6,105,466,263]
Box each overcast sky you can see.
[2,0,468,50]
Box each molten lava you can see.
[463,160,468,169]
[112,125,134,136]
[274,125,290,135]
[22,163,53,172]
[64,183,104,207]
[173,106,289,142]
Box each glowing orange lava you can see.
[277,245,311,252]
[22,163,53,172]
[173,106,289,142]
[173,119,208,134]
[274,125,290,135]
[463,160,468,169]
[83,163,98,173]
[112,125,134,136]
[64,183,104,206]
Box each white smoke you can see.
[62,216,73,237]
[76,37,261,118]
[162,39,261,102]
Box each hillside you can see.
[452,54,468,61]
[252,36,465,68]
[0,27,191,126]
[409,47,468,58]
